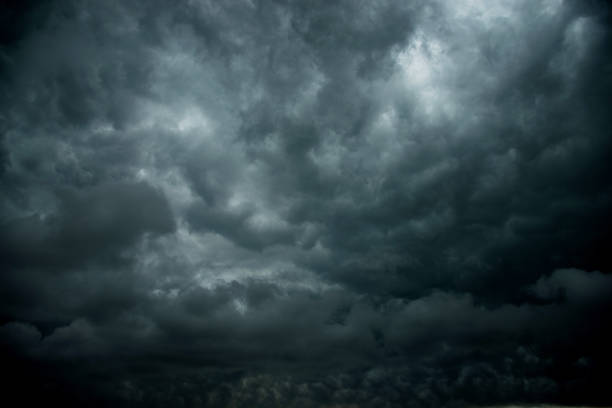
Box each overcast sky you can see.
[1,0,612,407]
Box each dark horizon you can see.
[1,0,612,407]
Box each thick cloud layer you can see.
[1,0,612,406]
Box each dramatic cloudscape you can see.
[1,0,612,406]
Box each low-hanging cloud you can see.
[1,0,612,407]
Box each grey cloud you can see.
[4,269,610,401]
[0,181,175,268]
[186,196,297,250]
[1,0,612,406]
[529,268,612,304]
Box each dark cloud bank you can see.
[1,0,612,407]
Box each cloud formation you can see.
[1,0,612,406]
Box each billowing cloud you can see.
[1,0,611,406]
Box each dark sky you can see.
[1,0,612,407]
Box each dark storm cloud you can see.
[3,269,611,406]
[1,181,174,268]
[1,0,612,407]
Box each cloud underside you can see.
[1,0,612,407]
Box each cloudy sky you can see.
[1,0,612,406]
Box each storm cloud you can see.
[1,0,612,407]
